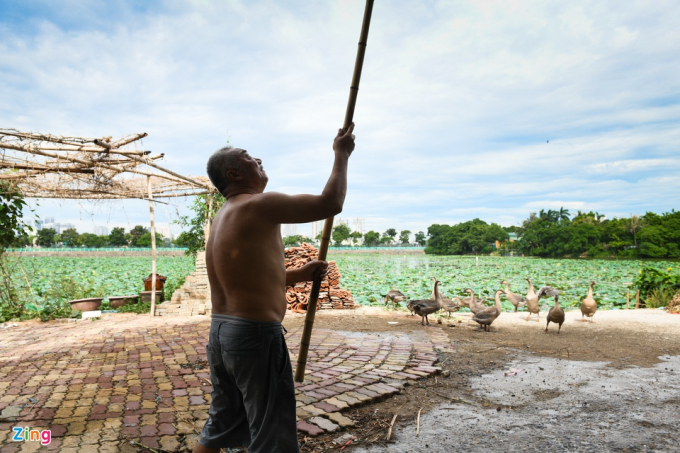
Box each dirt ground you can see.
[284,307,680,453]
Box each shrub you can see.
[117,302,151,314]
[644,288,677,309]
[632,267,680,302]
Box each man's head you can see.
[207,146,268,197]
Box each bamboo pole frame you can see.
[1,128,216,319]
[295,0,375,383]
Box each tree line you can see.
[8,225,167,248]
[425,208,680,258]
[284,226,428,247]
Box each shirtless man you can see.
[194,123,356,453]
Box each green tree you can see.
[350,231,363,245]
[109,227,127,246]
[332,224,351,246]
[503,225,522,234]
[384,228,397,240]
[283,235,305,247]
[79,233,109,248]
[415,231,426,246]
[399,230,411,245]
[60,228,80,247]
[558,206,571,223]
[129,225,148,247]
[36,228,57,247]
[0,181,34,321]
[626,215,644,249]
[425,219,509,255]
[137,232,164,247]
[380,236,392,246]
[363,230,380,246]
[175,193,226,256]
[0,182,32,250]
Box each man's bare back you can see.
[206,194,289,322]
[204,124,356,324]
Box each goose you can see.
[430,277,462,318]
[524,278,540,322]
[545,294,565,334]
[384,290,406,310]
[501,280,526,312]
[442,296,462,318]
[466,288,487,315]
[409,280,444,326]
[471,290,503,331]
[406,300,417,316]
[536,285,561,300]
[580,281,597,323]
[460,287,475,308]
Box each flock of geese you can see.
[385,278,598,334]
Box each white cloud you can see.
[2,0,679,234]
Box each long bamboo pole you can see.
[148,176,158,316]
[295,0,375,383]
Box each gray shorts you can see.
[198,314,299,453]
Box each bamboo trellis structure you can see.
[0,129,212,199]
[0,128,217,316]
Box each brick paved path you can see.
[0,315,450,452]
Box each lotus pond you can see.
[8,255,196,307]
[327,253,678,311]
[7,254,678,312]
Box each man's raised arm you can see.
[256,123,356,224]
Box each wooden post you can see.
[626,289,630,309]
[635,289,640,309]
[204,192,214,245]
[148,176,157,316]
[295,0,375,383]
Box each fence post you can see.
[635,289,640,309]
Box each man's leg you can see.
[235,330,299,453]
[196,329,251,451]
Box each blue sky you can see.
[2,0,679,238]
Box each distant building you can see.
[508,233,519,242]
[310,220,324,239]
[55,223,75,234]
[352,218,365,235]
[281,224,297,237]
[34,218,73,234]
[155,226,171,239]
[94,226,109,236]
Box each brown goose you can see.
[384,290,406,310]
[464,288,487,314]
[537,285,561,300]
[580,281,597,323]
[442,296,462,318]
[501,280,526,312]
[524,278,540,321]
[430,277,461,318]
[545,294,565,334]
[472,290,503,331]
[406,299,417,316]
[409,280,444,326]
